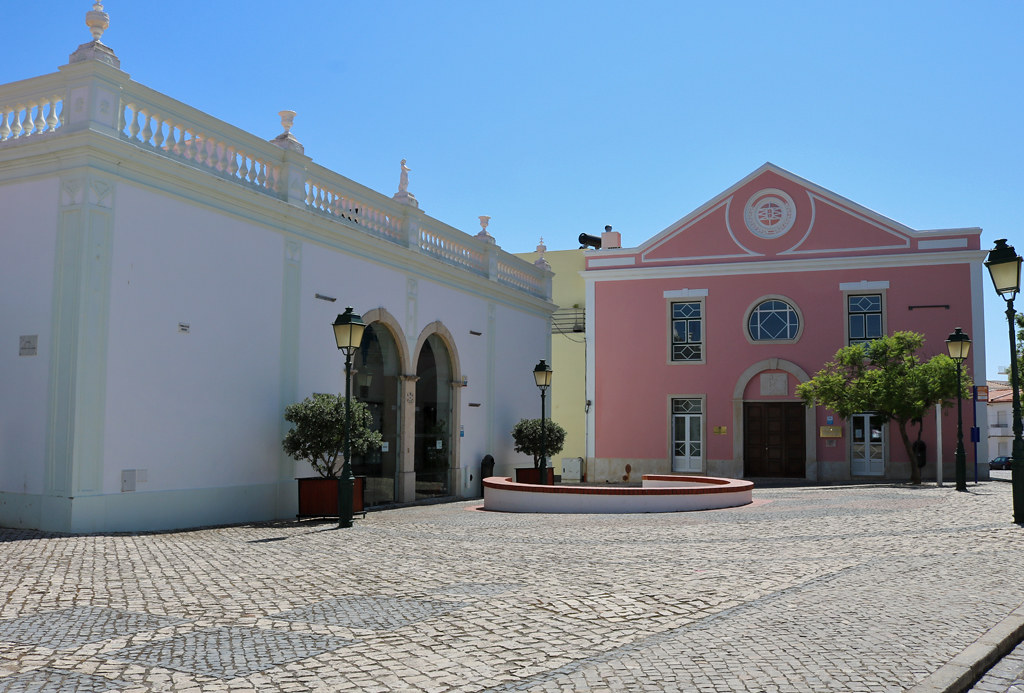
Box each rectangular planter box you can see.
[296,476,365,518]
[514,467,555,484]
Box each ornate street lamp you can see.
[946,327,971,492]
[985,239,1024,523]
[332,307,366,529]
[534,359,553,485]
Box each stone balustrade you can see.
[0,65,551,301]
[0,74,65,142]
[303,168,406,245]
[418,225,488,276]
[118,82,283,197]
[496,259,544,294]
[301,164,543,291]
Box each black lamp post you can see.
[946,327,971,492]
[985,239,1024,523]
[332,307,366,529]
[533,359,553,485]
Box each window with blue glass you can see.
[848,294,883,346]
[747,299,800,341]
[671,301,703,361]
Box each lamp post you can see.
[332,307,366,529]
[985,239,1024,523]
[946,327,971,492]
[533,359,553,485]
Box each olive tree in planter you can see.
[283,393,382,517]
[511,418,567,483]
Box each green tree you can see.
[282,393,383,479]
[511,418,567,468]
[1016,313,1024,380]
[796,331,968,485]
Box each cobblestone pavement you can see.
[1,483,1023,692]
[962,475,1024,693]
[968,639,1024,693]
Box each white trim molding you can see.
[588,256,636,268]
[839,280,890,291]
[919,238,968,250]
[586,250,986,283]
[663,288,709,299]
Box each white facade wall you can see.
[104,183,287,496]
[488,304,556,475]
[0,57,553,533]
[0,178,59,497]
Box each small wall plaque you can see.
[19,335,38,356]
[760,373,788,396]
[820,425,842,438]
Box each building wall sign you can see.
[19,335,37,356]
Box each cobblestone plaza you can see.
[1,483,1023,692]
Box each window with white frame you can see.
[747,299,800,341]
[671,301,703,361]
[848,294,883,346]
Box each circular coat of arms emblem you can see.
[744,189,796,239]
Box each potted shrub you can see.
[510,418,567,484]
[283,393,383,517]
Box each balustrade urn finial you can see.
[86,2,110,43]
[476,215,495,243]
[269,111,304,153]
[279,110,296,133]
[69,0,120,67]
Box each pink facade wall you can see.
[586,164,985,482]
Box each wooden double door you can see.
[744,402,806,478]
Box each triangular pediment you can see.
[637,163,915,265]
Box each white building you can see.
[0,7,553,533]
[987,380,1016,460]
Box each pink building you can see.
[583,164,987,483]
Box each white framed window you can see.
[840,281,888,347]
[847,294,883,346]
[671,397,704,472]
[670,301,703,362]
[745,297,802,343]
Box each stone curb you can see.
[907,605,1024,693]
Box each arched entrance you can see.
[415,334,452,499]
[353,323,401,506]
[732,358,816,480]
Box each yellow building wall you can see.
[515,248,587,477]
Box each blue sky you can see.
[9,1,1023,380]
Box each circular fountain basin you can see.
[482,474,753,513]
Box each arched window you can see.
[747,299,801,342]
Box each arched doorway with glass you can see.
[415,333,453,499]
[352,322,402,507]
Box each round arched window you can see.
[747,299,801,341]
